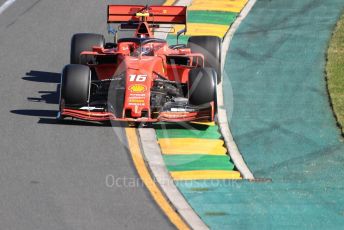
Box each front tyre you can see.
[188,67,217,116]
[60,64,91,108]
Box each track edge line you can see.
[217,0,257,180]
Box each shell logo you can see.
[129,84,147,93]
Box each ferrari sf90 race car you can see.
[58,5,221,123]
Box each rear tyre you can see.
[70,33,105,64]
[188,67,217,115]
[187,36,222,83]
[60,64,91,108]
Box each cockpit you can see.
[117,38,167,57]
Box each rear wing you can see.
[107,5,187,25]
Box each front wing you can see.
[59,105,214,123]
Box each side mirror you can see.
[176,28,186,45]
[107,24,118,43]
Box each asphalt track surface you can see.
[0,0,174,229]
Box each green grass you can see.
[326,12,344,135]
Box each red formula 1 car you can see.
[58,5,221,123]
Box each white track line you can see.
[0,0,16,15]
[218,0,257,180]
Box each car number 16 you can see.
[129,74,147,82]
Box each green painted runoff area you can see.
[177,179,344,229]
[175,0,344,229]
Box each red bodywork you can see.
[60,5,215,122]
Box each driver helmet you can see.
[141,45,153,56]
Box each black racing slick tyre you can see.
[70,33,105,64]
[60,64,91,107]
[187,36,222,84]
[188,67,217,113]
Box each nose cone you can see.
[125,71,151,118]
[122,56,159,119]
